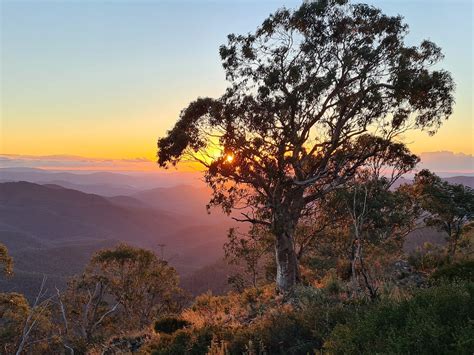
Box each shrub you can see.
[154,316,191,334]
[224,286,359,354]
[407,243,447,271]
[430,259,474,282]
[149,327,214,355]
[324,281,474,354]
[320,269,343,295]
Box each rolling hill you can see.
[1,172,470,300]
[0,167,202,195]
[0,182,235,299]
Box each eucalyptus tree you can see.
[158,0,454,294]
[88,244,183,330]
[57,244,183,349]
[412,170,474,261]
[334,174,418,299]
[224,226,273,289]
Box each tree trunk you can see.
[272,194,304,296]
[448,231,459,263]
[349,238,360,295]
[359,253,378,301]
[274,230,300,295]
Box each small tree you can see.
[0,280,56,355]
[58,244,184,349]
[338,175,419,299]
[58,274,120,347]
[158,1,454,294]
[87,244,183,330]
[0,246,57,353]
[0,243,13,277]
[412,170,474,261]
[224,226,273,288]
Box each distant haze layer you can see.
[1,151,473,177]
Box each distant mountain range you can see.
[443,176,474,188]
[0,167,202,196]
[0,181,235,299]
[390,176,474,190]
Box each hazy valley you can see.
[0,170,240,299]
[1,168,472,300]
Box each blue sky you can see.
[1,0,472,161]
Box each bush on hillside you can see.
[324,281,474,354]
[148,327,214,355]
[407,242,448,272]
[147,285,361,354]
[430,259,474,282]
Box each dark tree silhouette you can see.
[158,0,454,294]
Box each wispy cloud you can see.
[0,154,160,171]
[418,151,474,175]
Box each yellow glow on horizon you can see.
[1,105,471,170]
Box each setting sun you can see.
[0,1,472,352]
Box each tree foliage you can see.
[157,0,454,293]
[0,290,56,354]
[325,281,474,354]
[89,244,184,329]
[58,244,184,349]
[412,170,474,260]
[224,226,273,289]
[0,293,31,353]
[326,173,419,299]
[0,243,13,277]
